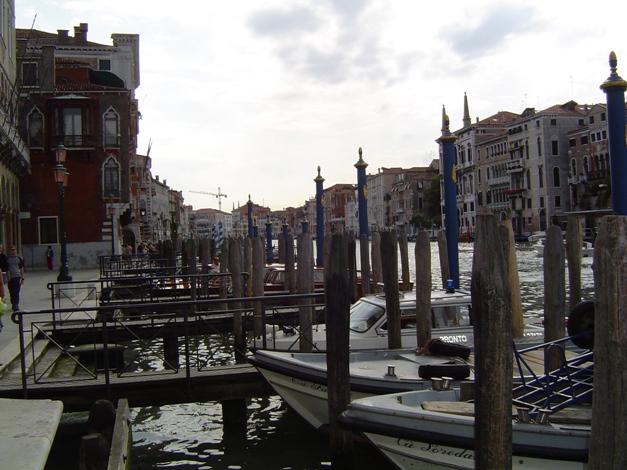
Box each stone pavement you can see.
[0,267,100,358]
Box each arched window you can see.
[103,108,119,147]
[583,156,589,175]
[571,159,577,178]
[27,108,44,148]
[526,170,531,189]
[553,167,560,187]
[537,137,542,157]
[103,156,120,198]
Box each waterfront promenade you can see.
[0,268,98,470]
[0,267,100,358]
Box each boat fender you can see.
[567,300,594,350]
[282,326,296,336]
[424,339,471,360]
[418,363,471,380]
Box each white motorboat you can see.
[248,346,472,431]
[535,240,594,258]
[248,289,545,352]
[339,349,593,469]
[527,231,547,244]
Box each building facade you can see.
[17,23,140,268]
[0,1,30,257]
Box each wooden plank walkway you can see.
[0,362,268,412]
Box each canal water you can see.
[130,242,595,469]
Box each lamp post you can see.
[54,144,72,281]
[107,196,116,256]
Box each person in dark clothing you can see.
[6,245,25,311]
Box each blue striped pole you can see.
[217,221,224,252]
[282,218,288,239]
[355,148,369,238]
[314,166,325,267]
[266,220,274,264]
[600,52,627,216]
[247,195,254,238]
[437,107,460,288]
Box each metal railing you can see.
[11,292,325,399]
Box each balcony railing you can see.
[54,134,96,148]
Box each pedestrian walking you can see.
[6,245,25,311]
[46,245,54,270]
[0,243,7,285]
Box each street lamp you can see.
[107,195,116,256]
[54,144,72,281]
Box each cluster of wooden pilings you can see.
[323,214,626,469]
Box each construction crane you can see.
[189,187,228,211]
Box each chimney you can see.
[57,29,69,45]
[74,23,88,42]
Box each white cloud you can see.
[15,0,626,210]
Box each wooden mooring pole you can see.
[565,215,583,312]
[437,230,450,289]
[414,230,431,347]
[543,225,566,373]
[399,225,410,292]
[359,233,371,296]
[588,216,627,468]
[297,232,314,352]
[471,214,512,469]
[325,232,353,468]
[370,231,382,293]
[380,231,401,349]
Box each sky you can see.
[16,0,626,212]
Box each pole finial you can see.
[601,51,627,91]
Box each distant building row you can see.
[446,94,620,238]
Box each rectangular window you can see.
[578,119,584,126]
[99,59,111,71]
[550,119,557,126]
[536,120,540,128]
[602,130,607,140]
[601,113,606,121]
[551,140,559,156]
[591,134,596,142]
[39,217,59,244]
[555,195,561,207]
[527,198,532,209]
[22,62,37,87]
[538,166,544,188]
[581,135,588,145]
[569,138,576,148]
[540,197,545,208]
[589,116,595,124]
[63,108,83,143]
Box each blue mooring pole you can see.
[247,195,253,238]
[437,107,460,288]
[355,147,369,239]
[314,166,325,267]
[266,221,274,264]
[600,52,627,216]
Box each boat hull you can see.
[340,389,590,469]
[249,349,471,430]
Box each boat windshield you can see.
[349,301,385,332]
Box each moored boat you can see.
[248,289,545,352]
[339,345,593,469]
[248,346,472,431]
